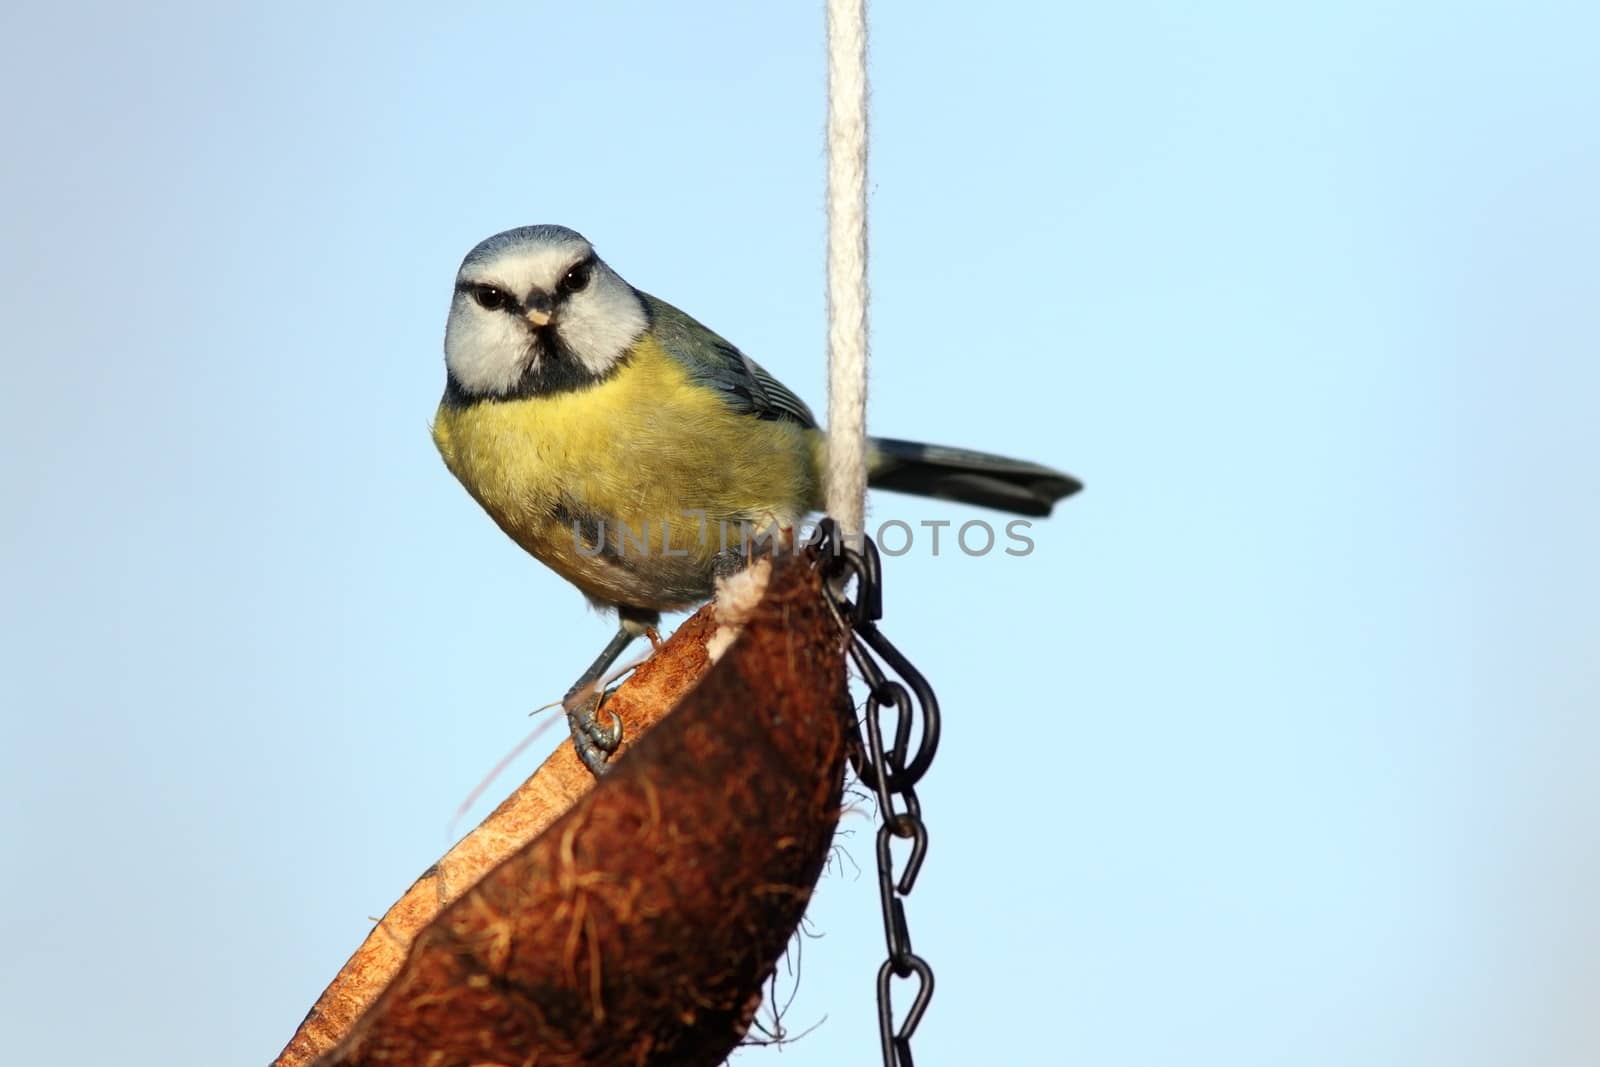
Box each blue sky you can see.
[2,2,1597,1064]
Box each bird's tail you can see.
[865,437,1082,517]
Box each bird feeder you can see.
[273,545,853,1067]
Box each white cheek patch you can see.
[444,297,533,396]
[558,272,649,375]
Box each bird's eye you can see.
[471,285,509,310]
[558,261,593,295]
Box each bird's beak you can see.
[524,291,554,328]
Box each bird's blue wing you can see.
[639,293,817,429]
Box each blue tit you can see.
[432,225,1080,773]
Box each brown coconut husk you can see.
[273,547,850,1067]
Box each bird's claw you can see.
[563,687,622,777]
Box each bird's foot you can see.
[563,685,622,777]
[712,547,753,579]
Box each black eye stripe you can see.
[557,254,597,297]
[461,282,514,311]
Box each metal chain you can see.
[815,519,939,1067]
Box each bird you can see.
[432,225,1080,774]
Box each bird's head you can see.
[443,225,647,400]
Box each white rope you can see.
[825,0,870,539]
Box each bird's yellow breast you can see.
[432,335,819,610]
